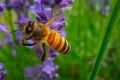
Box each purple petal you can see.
[15,31,24,39]
[54,0,63,4]
[59,1,72,12]
[41,59,58,74]
[36,8,51,23]
[47,73,59,79]
[0,2,5,16]
[0,24,9,33]
[0,70,7,79]
[0,63,3,70]
[42,61,54,74]
[51,21,66,30]
[60,1,69,7]
[62,0,74,4]
[58,0,73,12]
[24,67,34,78]
[15,31,24,46]
[6,0,29,11]
[61,5,72,12]
[59,30,66,37]
[50,2,56,8]
[47,57,54,61]
[49,48,59,58]
[53,73,59,78]
[37,74,46,79]
[31,6,42,14]
[4,34,11,43]
[41,0,51,5]
[16,13,30,24]
[36,12,48,23]
[36,16,46,23]
[31,0,43,14]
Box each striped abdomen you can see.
[47,31,71,54]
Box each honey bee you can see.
[19,14,71,61]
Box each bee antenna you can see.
[9,29,22,33]
[14,22,25,26]
[9,30,19,33]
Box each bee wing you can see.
[45,13,63,27]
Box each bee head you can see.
[24,21,34,34]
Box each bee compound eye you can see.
[28,27,32,31]
[25,26,32,34]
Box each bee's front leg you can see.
[20,39,36,46]
[24,36,32,40]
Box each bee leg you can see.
[41,43,46,62]
[22,42,36,46]
[24,36,32,40]
[20,39,36,46]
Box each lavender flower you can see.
[99,0,110,16]
[0,24,9,33]
[0,2,5,16]
[41,58,58,75]
[0,63,7,80]
[5,0,29,11]
[24,58,59,80]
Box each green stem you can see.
[7,10,16,42]
[89,0,120,80]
